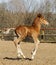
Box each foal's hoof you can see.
[31,56,34,60]
[17,54,21,57]
[23,56,26,59]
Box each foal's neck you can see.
[33,23,41,31]
[32,18,41,33]
[32,23,41,33]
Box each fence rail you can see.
[40,28,56,43]
[40,34,56,43]
[0,34,56,43]
[0,28,56,43]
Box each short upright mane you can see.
[32,13,43,26]
[34,13,43,21]
[37,13,42,18]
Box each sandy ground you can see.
[0,40,56,65]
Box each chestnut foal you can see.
[14,14,49,60]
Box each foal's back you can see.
[15,25,39,38]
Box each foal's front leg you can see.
[31,38,40,59]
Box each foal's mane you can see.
[34,13,43,21]
[32,13,43,26]
[37,13,43,18]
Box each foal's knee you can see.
[37,39,40,44]
[14,39,18,47]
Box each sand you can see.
[0,40,56,65]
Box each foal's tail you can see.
[15,29,19,38]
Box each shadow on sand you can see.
[3,57,32,61]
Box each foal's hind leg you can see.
[14,37,26,58]
[17,43,26,58]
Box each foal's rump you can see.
[15,26,28,39]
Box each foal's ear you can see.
[37,13,42,18]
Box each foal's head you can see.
[37,13,49,25]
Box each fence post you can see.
[41,30,45,41]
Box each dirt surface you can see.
[0,40,56,65]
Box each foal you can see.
[14,14,49,60]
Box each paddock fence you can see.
[40,28,56,43]
[0,28,56,43]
